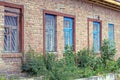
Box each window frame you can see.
[0,1,24,58]
[43,10,76,55]
[87,18,102,53]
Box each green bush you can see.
[76,49,103,77]
[22,39,120,79]
[117,58,120,68]
[116,58,120,73]
[76,39,118,77]
[45,53,56,71]
[77,48,90,68]
[105,60,118,72]
[101,39,116,67]
[22,49,47,76]
[45,47,80,80]
[22,47,80,80]
[64,46,75,66]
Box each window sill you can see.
[1,53,22,58]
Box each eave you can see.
[85,0,120,12]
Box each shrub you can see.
[76,49,104,77]
[22,47,80,80]
[105,60,118,72]
[45,53,56,71]
[101,39,116,67]
[22,49,47,76]
[64,46,75,66]
[62,47,80,79]
[77,49,97,68]
[45,47,80,80]
[117,58,120,68]
[115,58,120,73]
[77,48,91,68]
[22,39,119,79]
[76,39,118,77]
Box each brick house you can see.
[0,0,120,74]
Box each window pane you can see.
[45,14,56,52]
[108,24,114,41]
[93,22,100,52]
[4,28,10,51]
[11,29,18,52]
[64,17,73,48]
[4,15,19,52]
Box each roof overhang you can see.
[85,0,120,12]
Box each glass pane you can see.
[93,22,100,52]
[64,20,70,28]
[11,29,18,52]
[108,24,114,42]
[4,28,10,51]
[45,15,56,52]
[4,15,18,52]
[64,17,73,48]
[64,31,70,46]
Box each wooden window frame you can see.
[4,10,20,53]
[43,10,76,56]
[0,1,24,58]
[87,18,102,52]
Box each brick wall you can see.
[0,0,120,74]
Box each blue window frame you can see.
[64,17,73,49]
[93,22,100,52]
[45,14,56,52]
[108,24,114,42]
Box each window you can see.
[108,24,114,42]
[43,10,75,53]
[4,7,20,52]
[45,14,56,52]
[64,17,73,49]
[93,22,100,53]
